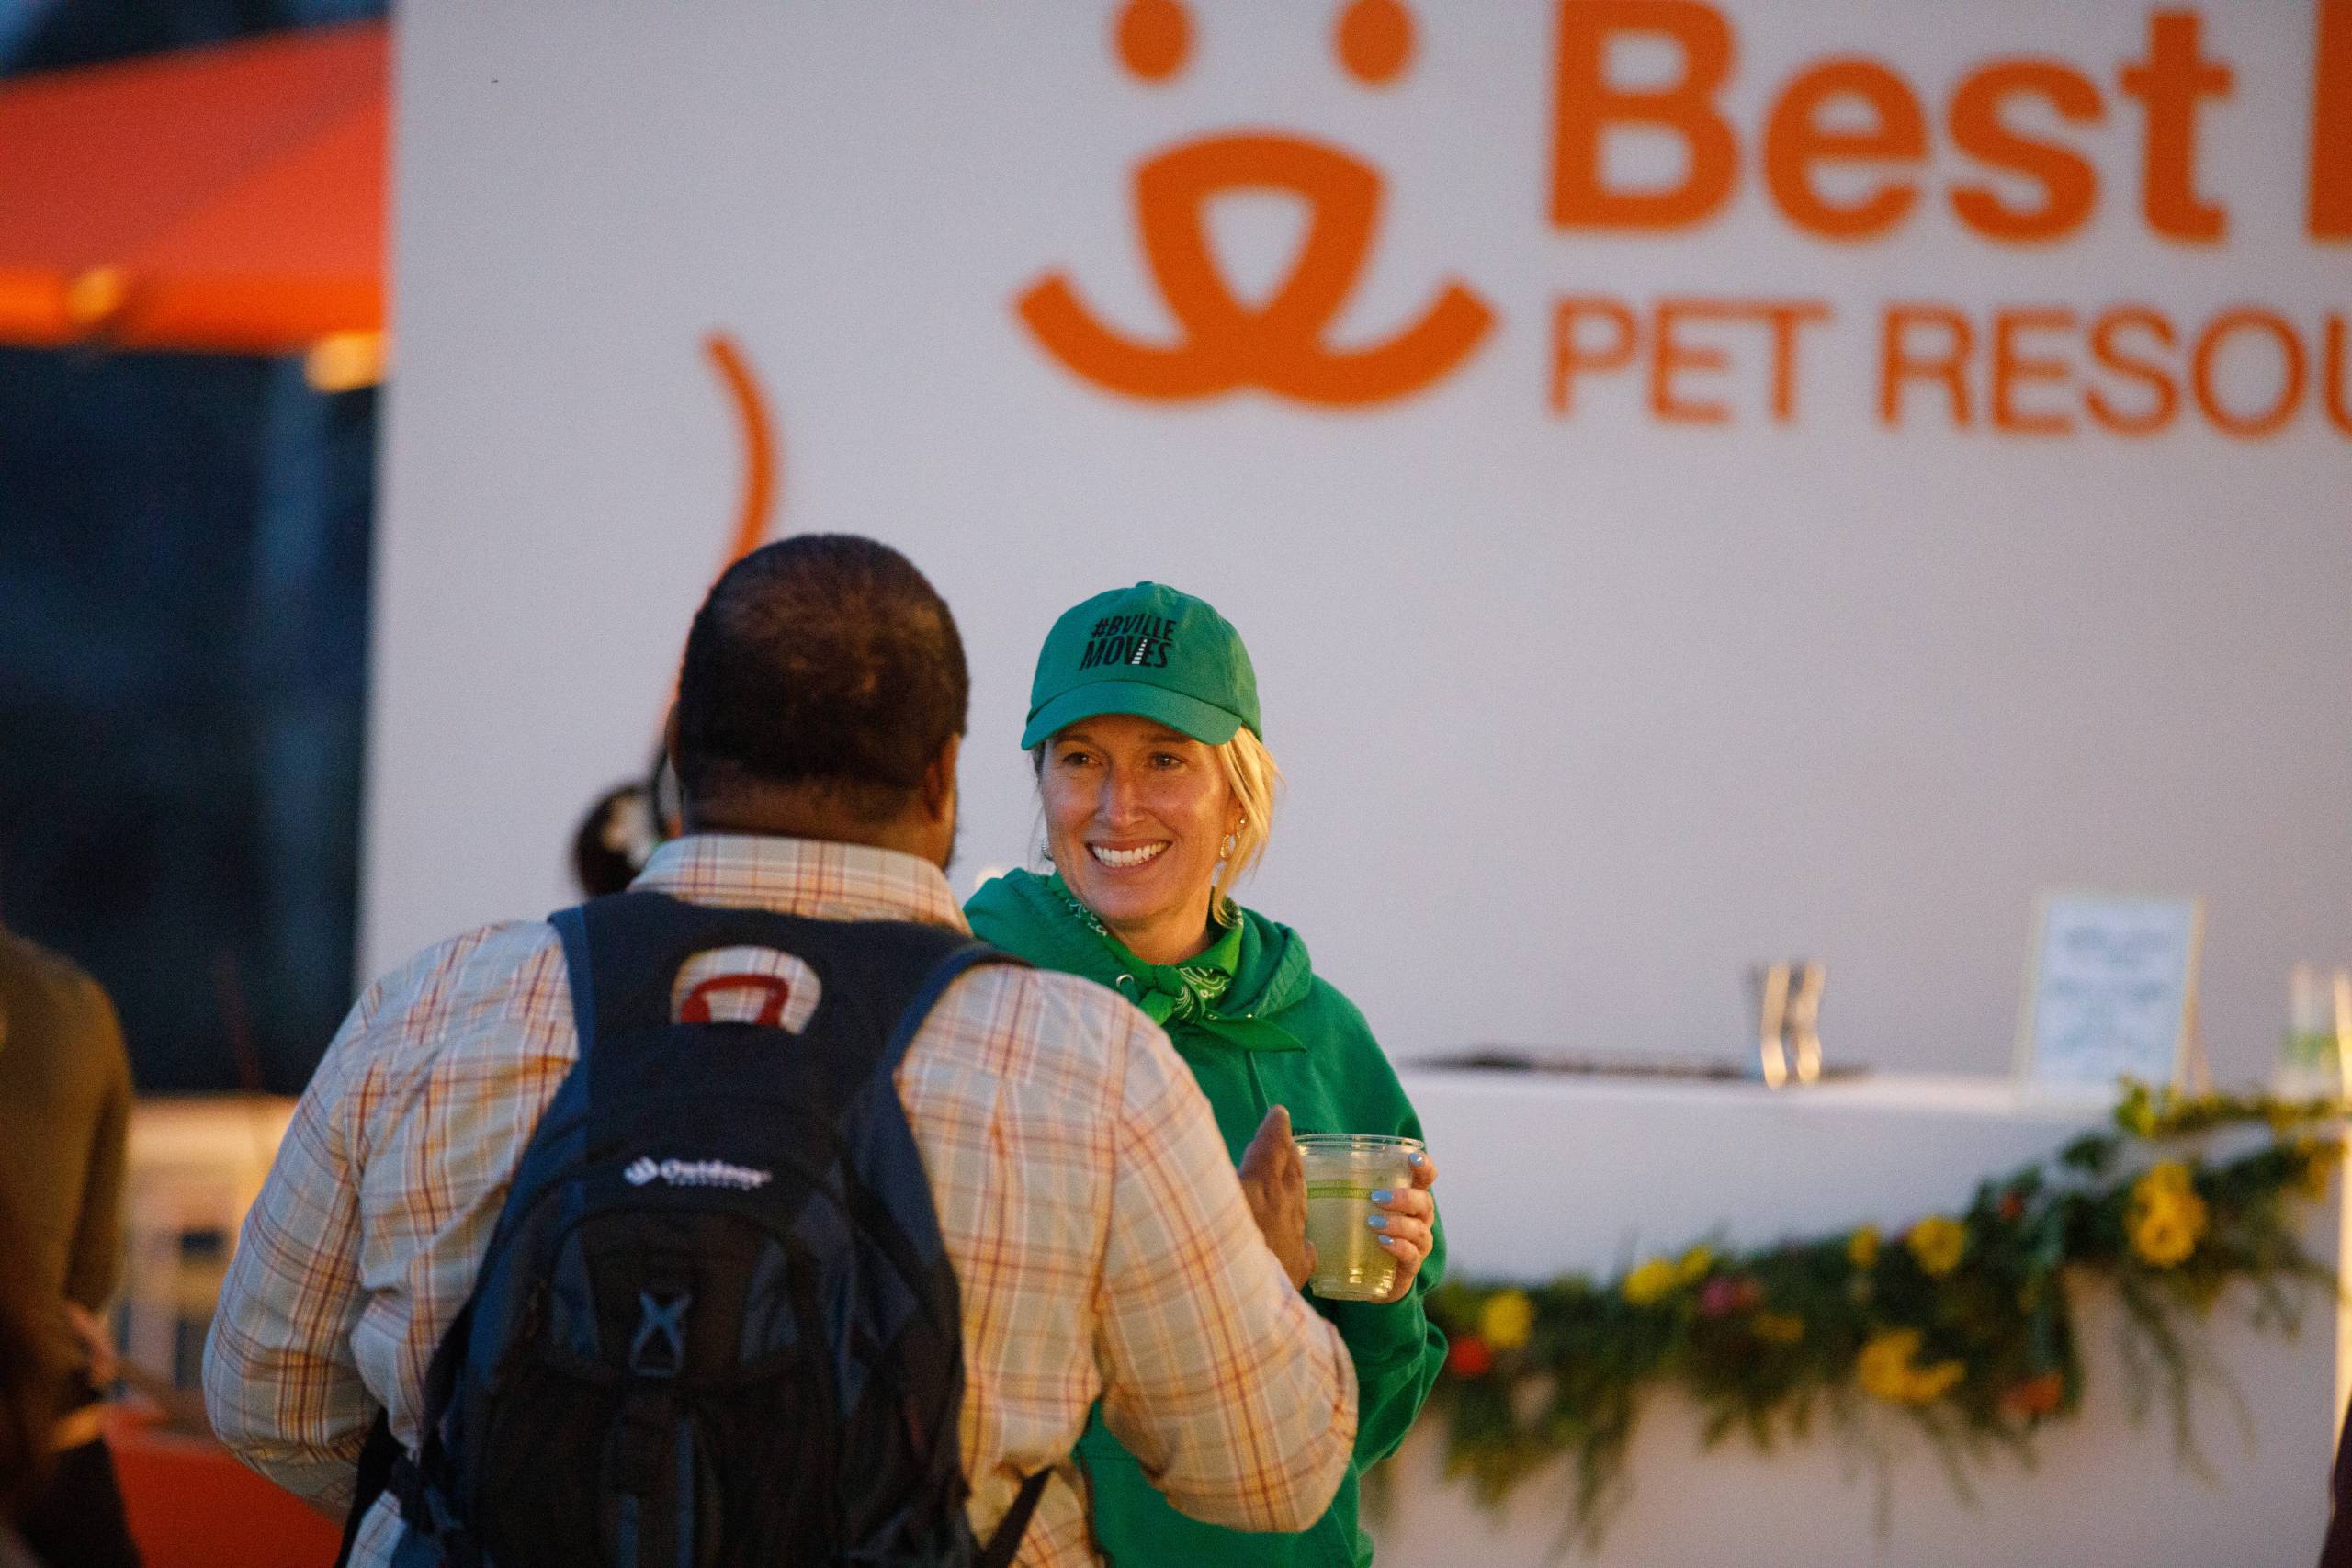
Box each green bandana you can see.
[1046,875,1295,1050]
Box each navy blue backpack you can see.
[366,891,1046,1568]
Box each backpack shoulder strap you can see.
[977,1469,1052,1568]
[546,898,601,1050]
[334,1408,402,1568]
[875,934,1023,1073]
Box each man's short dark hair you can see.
[673,535,967,819]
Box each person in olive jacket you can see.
[967,581,1444,1568]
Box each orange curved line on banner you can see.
[703,331,778,567]
[651,333,782,764]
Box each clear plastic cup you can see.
[1295,1133,1423,1302]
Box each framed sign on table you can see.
[2014,891,2207,1090]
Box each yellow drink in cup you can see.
[1295,1133,1423,1302]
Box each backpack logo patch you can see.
[622,1156,773,1190]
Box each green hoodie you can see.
[965,870,1446,1568]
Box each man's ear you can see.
[922,733,962,822]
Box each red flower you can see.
[1698,1275,1763,1319]
[1998,1190,2027,1224]
[2000,1371,2065,1416]
[1446,1335,1494,1378]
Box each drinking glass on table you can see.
[2280,964,2352,1098]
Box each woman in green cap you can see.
[966,581,1444,1568]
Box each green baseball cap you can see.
[1021,582,1261,749]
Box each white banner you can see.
[371,0,2352,1078]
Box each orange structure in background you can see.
[108,1409,343,1568]
[0,21,386,370]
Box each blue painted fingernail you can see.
[1409,1154,1427,1166]
[1367,1214,1389,1230]
[1371,1190,1394,1204]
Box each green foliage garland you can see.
[1420,1082,2345,1549]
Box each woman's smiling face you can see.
[1041,713,1238,964]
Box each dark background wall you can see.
[0,0,387,1092]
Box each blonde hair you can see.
[1208,728,1283,921]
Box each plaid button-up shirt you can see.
[205,835,1357,1568]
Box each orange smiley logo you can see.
[1018,0,1496,408]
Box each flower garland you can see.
[1419,1082,2345,1548]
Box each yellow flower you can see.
[1856,1334,1905,1399]
[1623,1258,1678,1306]
[1479,1290,1535,1350]
[1908,1358,1966,1402]
[1674,1246,1714,1284]
[1857,1329,1924,1402]
[1905,1215,1966,1278]
[2128,1164,2209,1269]
[1856,1328,1965,1405]
[2132,1210,2196,1267]
[1752,1312,1805,1346]
[1846,1225,1881,1270]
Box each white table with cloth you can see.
[1367,1069,2345,1568]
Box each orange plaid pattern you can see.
[204,835,1356,1568]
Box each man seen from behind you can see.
[204,535,1357,1566]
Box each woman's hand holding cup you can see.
[1238,1104,1317,1290]
[1366,1147,1438,1304]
